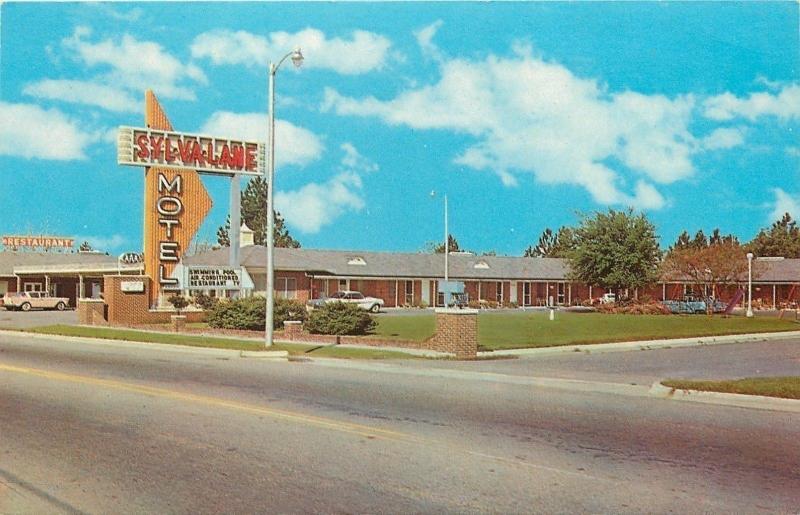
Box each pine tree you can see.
[524,227,576,258]
[747,212,800,258]
[431,234,461,254]
[216,177,300,248]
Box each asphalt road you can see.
[1,332,798,514]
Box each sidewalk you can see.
[482,330,800,357]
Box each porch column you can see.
[545,281,549,306]
[773,284,777,309]
[568,284,572,305]
[79,274,84,299]
[45,275,50,294]
[662,283,666,301]
[16,275,21,292]
[394,280,399,307]
[589,285,593,300]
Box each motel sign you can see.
[117,90,264,299]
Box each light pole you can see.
[430,191,449,282]
[746,252,754,318]
[265,48,303,348]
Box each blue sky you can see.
[1,2,798,255]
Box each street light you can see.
[266,47,303,348]
[430,191,449,282]
[746,252,754,318]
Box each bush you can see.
[167,295,190,314]
[206,296,307,330]
[508,301,519,308]
[305,302,376,335]
[192,292,218,311]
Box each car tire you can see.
[20,303,31,312]
[56,302,66,311]
[370,304,380,313]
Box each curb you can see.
[481,330,800,358]
[649,381,800,414]
[0,329,288,361]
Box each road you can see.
[1,332,798,514]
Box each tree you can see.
[668,228,738,254]
[78,241,93,252]
[567,209,661,294]
[217,177,300,248]
[662,241,751,314]
[747,212,800,258]
[429,234,461,254]
[524,227,576,258]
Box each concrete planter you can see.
[171,315,187,333]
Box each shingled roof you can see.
[0,251,118,276]
[184,246,570,280]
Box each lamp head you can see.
[746,252,754,260]
[291,48,304,68]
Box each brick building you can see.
[184,246,800,309]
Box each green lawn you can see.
[25,325,418,359]
[373,312,798,350]
[662,377,800,400]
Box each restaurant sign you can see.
[2,235,74,249]
[117,126,266,177]
[185,267,243,290]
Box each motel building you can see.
[1,227,799,312]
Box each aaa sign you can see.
[118,126,266,177]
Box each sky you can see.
[0,1,798,256]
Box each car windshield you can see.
[330,292,345,299]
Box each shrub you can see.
[206,296,307,330]
[206,296,265,330]
[305,302,376,335]
[192,292,218,311]
[167,295,190,315]
[274,297,308,326]
[508,301,519,308]
[467,300,481,309]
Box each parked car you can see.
[3,291,70,311]
[599,293,617,304]
[308,290,384,313]
[662,294,727,314]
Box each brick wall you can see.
[428,308,478,359]
[77,299,107,325]
[103,275,204,326]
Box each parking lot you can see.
[0,308,77,329]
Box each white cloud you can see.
[414,20,444,61]
[275,143,377,233]
[340,142,378,173]
[191,28,392,74]
[701,127,746,150]
[61,27,206,102]
[769,188,799,222]
[23,79,139,113]
[275,173,365,233]
[322,45,701,209]
[703,83,800,122]
[199,111,324,168]
[0,102,93,160]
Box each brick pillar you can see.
[283,320,303,341]
[77,299,107,326]
[428,308,478,359]
[171,315,187,332]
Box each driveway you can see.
[0,308,77,329]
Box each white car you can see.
[321,290,384,313]
[3,291,70,311]
[599,293,617,304]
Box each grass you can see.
[372,311,798,350]
[25,325,418,360]
[662,377,800,400]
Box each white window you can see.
[496,282,503,303]
[275,277,297,299]
[24,282,43,292]
[404,281,414,305]
[523,282,531,306]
